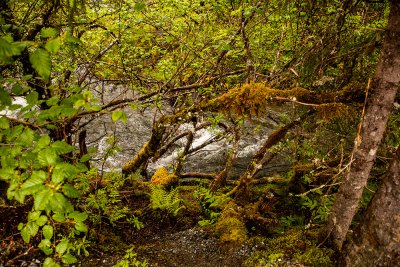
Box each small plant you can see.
[80,171,144,228]
[149,185,182,216]
[114,246,148,267]
[194,187,230,226]
[301,194,335,223]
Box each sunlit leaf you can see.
[41,27,58,38]
[36,215,48,226]
[45,37,61,54]
[62,253,78,264]
[52,141,74,155]
[62,184,81,198]
[29,48,52,80]
[34,188,52,210]
[43,225,54,240]
[38,148,58,166]
[56,239,69,254]
[38,239,53,255]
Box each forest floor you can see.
[0,180,335,267]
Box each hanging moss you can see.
[315,103,351,121]
[208,83,362,118]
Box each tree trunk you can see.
[323,0,400,251]
[210,125,240,192]
[228,112,310,198]
[340,145,400,266]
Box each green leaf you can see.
[26,221,39,237]
[26,91,39,105]
[21,226,31,243]
[16,127,36,146]
[74,99,86,109]
[56,239,69,255]
[52,213,65,222]
[90,105,102,111]
[21,171,47,194]
[36,215,48,226]
[45,37,61,54]
[38,239,53,255]
[79,153,91,163]
[0,87,12,106]
[69,211,88,222]
[75,221,88,232]
[18,223,24,231]
[38,148,58,166]
[43,225,54,240]
[0,117,10,129]
[43,257,60,267]
[29,48,52,81]
[36,135,51,149]
[41,27,58,38]
[12,83,28,95]
[51,141,74,155]
[22,75,33,81]
[53,163,79,183]
[46,95,60,106]
[34,188,52,210]
[0,38,25,63]
[28,211,41,221]
[48,192,69,212]
[112,110,127,123]
[62,184,81,198]
[62,253,77,264]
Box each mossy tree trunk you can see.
[228,112,310,198]
[210,125,240,192]
[324,0,400,251]
[340,145,400,266]
[122,122,166,176]
[174,130,194,178]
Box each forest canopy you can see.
[1,0,399,266]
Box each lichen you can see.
[150,167,178,188]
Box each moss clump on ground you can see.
[244,228,334,267]
[215,201,247,245]
[150,167,178,188]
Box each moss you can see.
[244,229,334,267]
[293,248,334,267]
[150,167,178,188]
[122,142,150,174]
[215,201,247,245]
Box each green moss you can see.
[244,229,334,267]
[215,201,247,245]
[293,248,334,267]
[150,167,178,188]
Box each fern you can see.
[150,186,182,216]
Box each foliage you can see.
[194,187,231,226]
[78,170,143,229]
[149,186,183,217]
[0,0,396,264]
[301,194,335,223]
[114,246,148,267]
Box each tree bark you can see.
[323,0,400,251]
[340,145,400,266]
